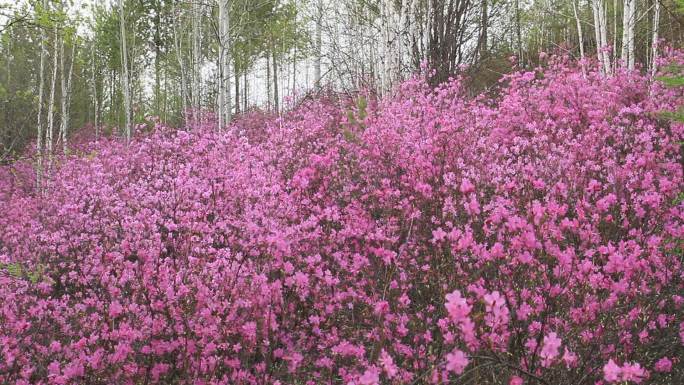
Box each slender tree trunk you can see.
[217,0,231,130]
[91,43,99,141]
[613,0,617,72]
[59,37,75,155]
[172,1,188,123]
[46,27,59,175]
[266,54,271,110]
[36,3,47,189]
[573,0,586,76]
[621,0,637,69]
[314,0,322,88]
[243,71,248,111]
[627,0,636,69]
[592,0,612,75]
[235,72,240,114]
[651,0,660,75]
[479,0,489,60]
[192,0,201,125]
[65,42,76,149]
[273,51,279,113]
[573,0,585,61]
[515,0,522,64]
[119,0,132,140]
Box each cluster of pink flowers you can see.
[1,54,683,384]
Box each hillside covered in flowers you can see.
[1,57,683,384]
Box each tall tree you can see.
[118,0,132,140]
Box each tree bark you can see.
[119,0,132,140]
[36,0,47,189]
[273,50,279,113]
[59,36,75,154]
[217,0,231,130]
[314,0,322,88]
[573,0,585,63]
[91,43,99,141]
[592,0,612,75]
[192,0,201,125]
[46,26,59,174]
[651,0,660,75]
[172,0,188,123]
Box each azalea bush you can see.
[1,56,683,385]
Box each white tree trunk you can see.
[217,0,231,130]
[592,0,611,75]
[59,38,74,154]
[91,43,99,140]
[46,27,59,174]
[621,0,636,69]
[59,38,66,154]
[192,0,201,125]
[627,0,636,69]
[36,0,47,189]
[314,0,322,88]
[573,0,585,64]
[172,1,188,123]
[119,0,132,140]
[651,0,660,76]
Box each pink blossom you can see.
[445,349,469,374]
[654,357,672,373]
[603,359,621,382]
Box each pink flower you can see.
[540,332,562,366]
[445,349,469,374]
[379,349,398,378]
[603,359,621,382]
[654,357,672,373]
[620,362,646,383]
[509,376,524,385]
[445,290,471,322]
[459,178,475,194]
[358,366,380,385]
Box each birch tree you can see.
[191,0,201,125]
[35,0,47,188]
[118,0,132,140]
[651,0,660,76]
[217,0,231,129]
[59,32,76,154]
[46,25,59,173]
[591,0,611,75]
[621,0,636,69]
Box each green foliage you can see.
[656,64,684,123]
[0,262,44,283]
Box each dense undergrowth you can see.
[1,55,683,384]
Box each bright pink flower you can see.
[358,366,380,385]
[620,362,646,383]
[540,332,562,366]
[445,290,471,322]
[654,357,672,372]
[379,349,398,378]
[603,359,621,382]
[445,349,469,374]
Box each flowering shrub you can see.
[1,56,683,384]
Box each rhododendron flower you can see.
[540,332,562,366]
[358,366,380,385]
[445,290,471,322]
[1,52,682,385]
[620,362,646,383]
[509,376,524,385]
[445,349,469,374]
[654,357,672,373]
[603,359,621,382]
[379,349,398,378]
